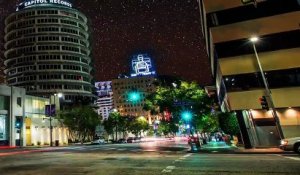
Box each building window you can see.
[17,97,22,107]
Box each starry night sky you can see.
[0,0,212,86]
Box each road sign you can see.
[173,101,194,107]
[45,104,56,116]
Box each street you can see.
[0,140,300,175]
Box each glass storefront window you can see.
[0,115,6,140]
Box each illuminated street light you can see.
[249,36,284,140]
[241,0,256,5]
[112,108,118,113]
[55,93,63,98]
[249,36,259,43]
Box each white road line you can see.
[162,166,176,173]
[70,147,85,150]
[130,149,142,152]
[274,154,300,161]
[183,153,192,158]
[285,157,300,161]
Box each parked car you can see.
[134,137,142,143]
[127,137,135,143]
[280,137,300,154]
[91,137,106,145]
[117,138,127,143]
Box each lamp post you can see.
[49,93,63,146]
[249,36,284,140]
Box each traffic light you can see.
[128,91,141,102]
[181,111,192,121]
[259,96,269,110]
[15,117,22,129]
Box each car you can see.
[91,137,106,145]
[134,137,142,143]
[117,138,127,143]
[280,137,300,154]
[188,135,201,147]
[127,137,135,143]
[165,136,175,141]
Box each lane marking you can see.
[285,157,300,161]
[162,166,176,173]
[70,147,85,150]
[274,154,300,161]
[183,153,192,158]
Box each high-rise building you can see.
[0,64,4,84]
[4,0,93,102]
[112,54,157,123]
[112,76,156,120]
[95,81,113,120]
[200,0,300,148]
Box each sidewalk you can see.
[197,141,290,154]
[234,146,286,154]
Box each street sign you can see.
[173,101,194,107]
[45,104,56,116]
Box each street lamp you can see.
[49,93,63,146]
[249,36,284,140]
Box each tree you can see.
[218,112,240,136]
[103,111,122,141]
[58,106,100,143]
[144,80,215,134]
[118,115,134,139]
[128,117,149,136]
[196,113,219,133]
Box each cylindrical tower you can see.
[4,0,93,102]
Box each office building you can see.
[200,0,300,147]
[4,0,93,103]
[0,85,67,147]
[95,81,113,120]
[112,54,157,123]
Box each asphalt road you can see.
[0,140,299,175]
